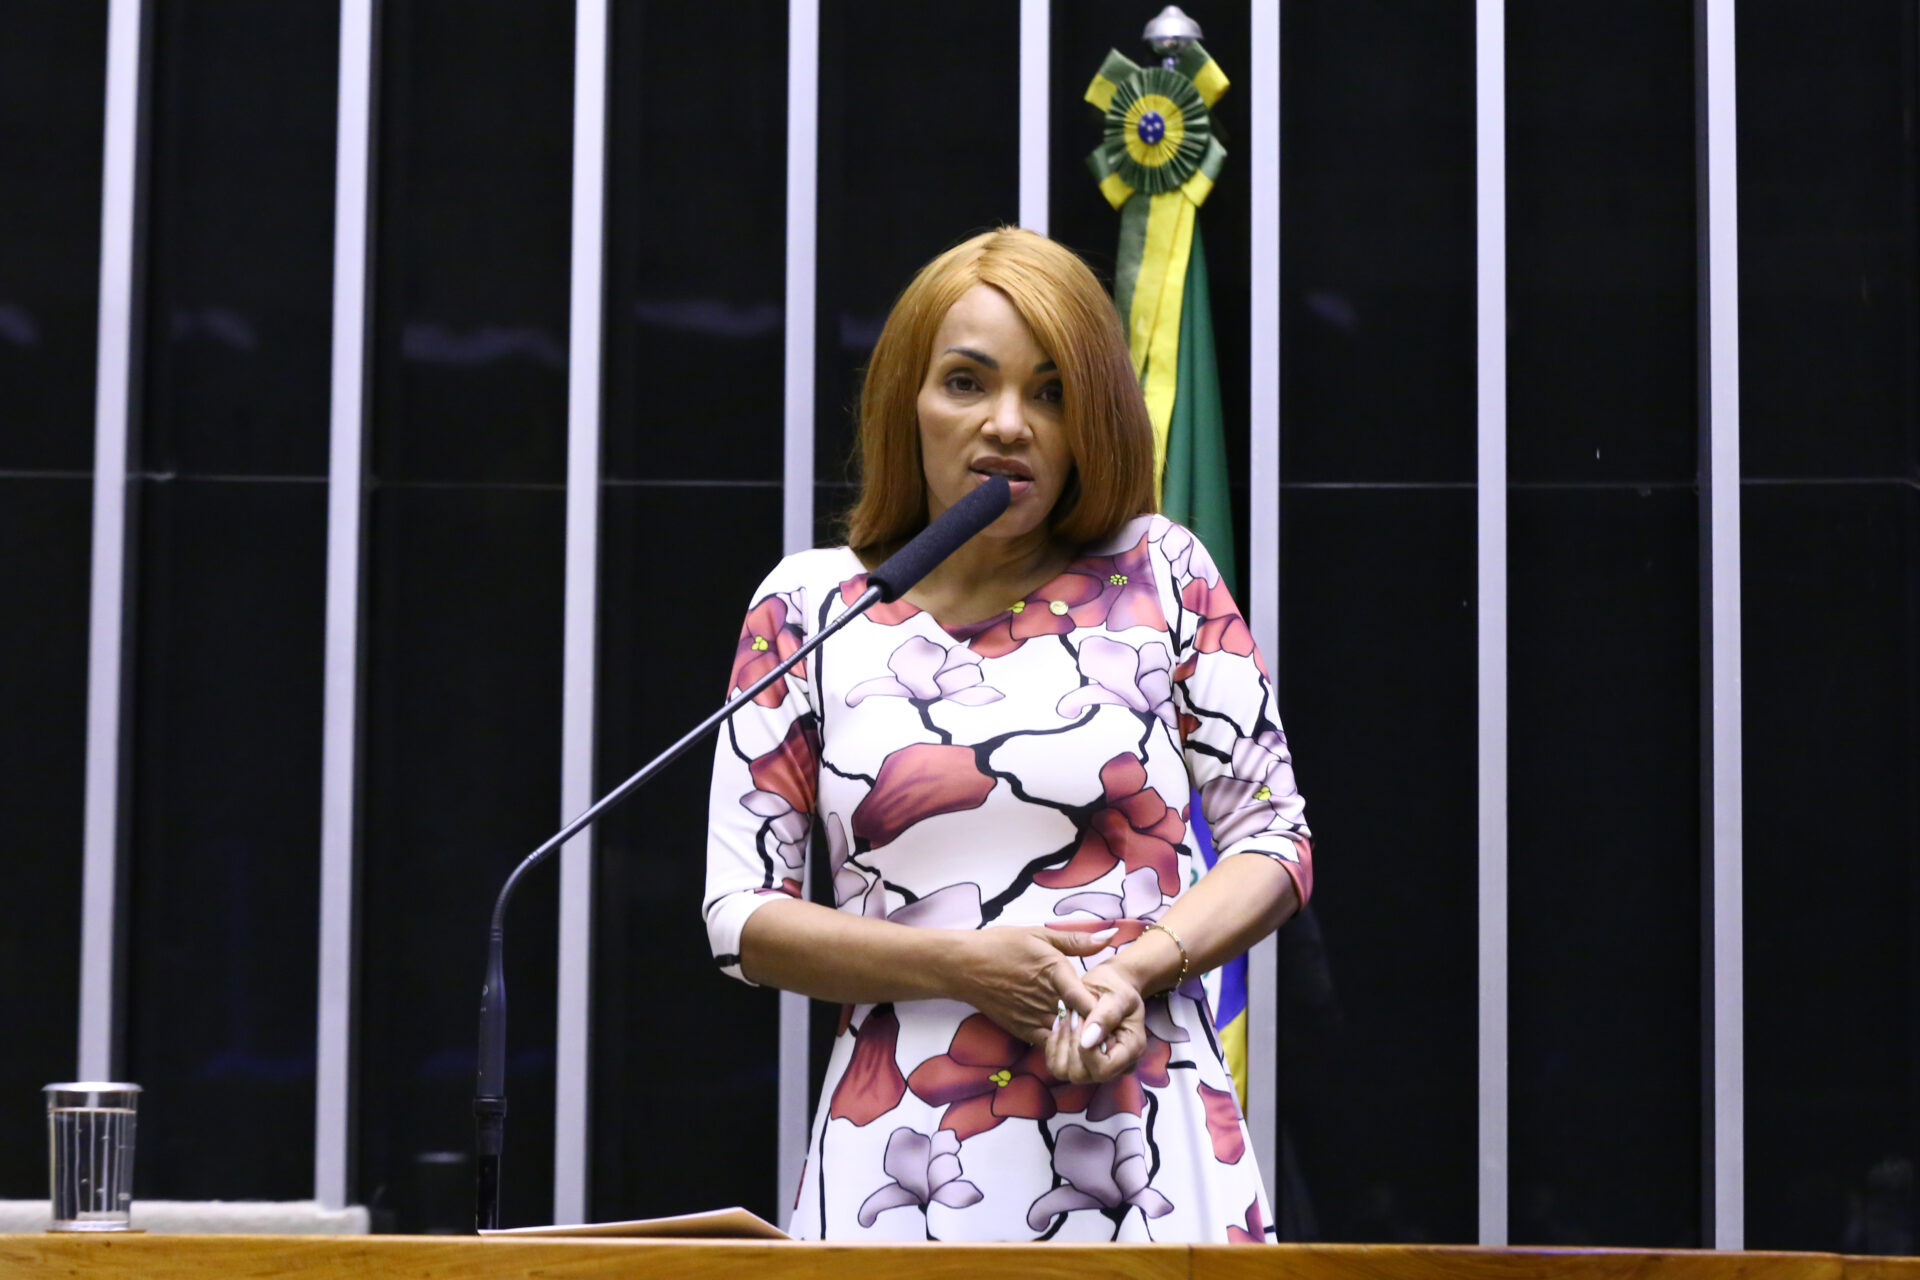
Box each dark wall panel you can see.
[591,0,790,1222]
[357,488,566,1230]
[357,0,574,1231]
[591,485,784,1222]
[1275,489,1478,1244]
[139,0,338,478]
[601,0,786,484]
[1744,486,1918,1255]
[0,2,105,471]
[0,0,104,1198]
[117,0,339,1199]
[124,480,326,1198]
[1269,0,1478,1245]
[1504,0,1703,1248]
[1506,0,1696,485]
[1737,6,1917,482]
[1740,3,1918,1255]
[1277,1,1475,488]
[0,477,91,1196]
[369,0,574,488]
[1507,488,1700,1247]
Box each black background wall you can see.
[122,0,337,1202]
[590,0,789,1228]
[0,0,104,1213]
[1739,5,1919,1256]
[1,0,1914,1252]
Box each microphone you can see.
[473,472,1010,1230]
[868,474,1011,601]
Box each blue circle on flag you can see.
[1136,112,1166,146]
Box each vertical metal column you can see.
[778,0,821,1229]
[1474,0,1509,1247]
[1019,0,1049,235]
[1246,0,1282,1207]
[554,0,611,1226]
[1696,0,1744,1250]
[315,0,376,1211]
[78,0,146,1085]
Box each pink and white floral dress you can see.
[704,515,1312,1243]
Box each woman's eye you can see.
[1036,380,1064,404]
[945,372,980,394]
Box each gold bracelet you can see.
[1141,922,1190,992]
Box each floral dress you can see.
[703,514,1312,1243]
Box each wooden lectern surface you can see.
[3,1233,1917,1279]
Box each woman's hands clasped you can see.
[949,925,1114,1044]
[947,925,1148,1085]
[1045,963,1147,1084]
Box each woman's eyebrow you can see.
[944,346,997,369]
[1034,360,1058,374]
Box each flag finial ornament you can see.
[1142,5,1203,63]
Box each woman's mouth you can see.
[971,459,1034,494]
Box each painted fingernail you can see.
[1089,928,1118,945]
[1079,1020,1104,1050]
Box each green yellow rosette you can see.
[1085,42,1229,493]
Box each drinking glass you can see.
[45,1083,141,1231]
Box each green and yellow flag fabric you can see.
[1088,39,1248,1110]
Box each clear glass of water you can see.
[45,1082,141,1231]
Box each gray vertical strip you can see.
[1474,0,1509,1247]
[78,0,144,1084]
[1018,0,1048,235]
[783,1,818,557]
[1698,0,1744,1250]
[315,0,375,1211]
[778,0,820,1230]
[554,0,610,1226]
[1246,0,1281,1205]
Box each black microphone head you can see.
[867,474,1012,602]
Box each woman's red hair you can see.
[844,228,1155,554]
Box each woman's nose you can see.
[981,393,1029,441]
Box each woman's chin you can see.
[980,506,1056,545]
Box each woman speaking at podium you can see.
[703,228,1311,1242]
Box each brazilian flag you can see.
[1086,43,1247,1109]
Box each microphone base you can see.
[474,1095,507,1231]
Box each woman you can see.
[703,228,1311,1242]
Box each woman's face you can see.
[916,283,1075,542]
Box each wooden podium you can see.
[4,1235,1918,1279]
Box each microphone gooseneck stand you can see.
[474,474,1010,1231]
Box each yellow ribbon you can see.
[1127,173,1212,495]
[1217,1009,1249,1114]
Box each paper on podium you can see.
[479,1206,789,1240]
